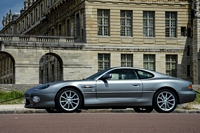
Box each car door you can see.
[96,68,143,105]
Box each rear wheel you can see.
[153,89,177,113]
[56,88,82,113]
[134,107,153,113]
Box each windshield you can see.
[85,68,111,80]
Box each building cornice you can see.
[86,0,190,4]
[84,45,184,52]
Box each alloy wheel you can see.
[154,89,177,113]
[57,88,82,112]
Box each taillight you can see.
[188,84,193,89]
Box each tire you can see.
[153,89,177,113]
[56,88,82,113]
[46,108,62,113]
[134,107,153,113]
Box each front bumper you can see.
[24,92,55,109]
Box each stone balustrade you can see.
[0,34,74,42]
[0,35,85,49]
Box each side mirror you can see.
[101,73,112,80]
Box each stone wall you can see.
[0,84,38,92]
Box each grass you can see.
[193,90,200,104]
[0,90,24,104]
[0,90,200,105]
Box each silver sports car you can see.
[24,67,196,113]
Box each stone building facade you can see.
[0,0,200,84]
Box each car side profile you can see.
[24,67,196,113]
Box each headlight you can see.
[32,96,40,103]
[34,84,50,91]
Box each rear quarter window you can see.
[135,70,154,79]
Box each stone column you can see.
[192,0,200,84]
[192,18,199,84]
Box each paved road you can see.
[0,113,200,133]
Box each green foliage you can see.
[0,90,24,104]
[194,90,200,104]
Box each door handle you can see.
[132,84,140,87]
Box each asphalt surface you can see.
[0,113,200,133]
[0,104,200,114]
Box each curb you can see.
[0,108,200,114]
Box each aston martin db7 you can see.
[24,67,196,113]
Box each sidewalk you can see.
[0,104,200,114]
[0,104,46,114]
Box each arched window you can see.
[39,53,63,84]
[0,52,15,84]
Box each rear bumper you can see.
[178,90,197,104]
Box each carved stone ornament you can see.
[194,0,200,17]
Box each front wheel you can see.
[56,88,82,113]
[153,89,177,113]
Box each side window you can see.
[135,70,154,79]
[107,69,137,80]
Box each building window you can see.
[26,16,29,28]
[181,27,186,36]
[58,24,62,36]
[143,54,155,71]
[46,67,49,83]
[98,54,110,71]
[52,64,55,81]
[40,4,43,18]
[51,28,54,36]
[67,19,71,36]
[120,10,132,36]
[121,54,133,67]
[97,9,110,36]
[143,11,155,37]
[35,8,38,21]
[76,13,80,37]
[22,20,25,29]
[187,65,190,77]
[31,13,33,23]
[18,24,20,32]
[165,12,177,37]
[187,45,190,56]
[187,28,191,37]
[51,0,55,4]
[166,55,177,77]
